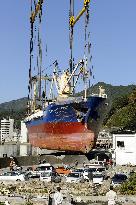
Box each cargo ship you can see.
[25,0,108,153]
[25,95,107,153]
[25,61,107,153]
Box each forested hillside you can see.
[0,97,27,128]
[104,89,136,130]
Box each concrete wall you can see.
[0,144,19,158]
[0,155,62,168]
[20,144,32,156]
[0,143,32,158]
[0,154,90,169]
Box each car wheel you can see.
[16,179,21,181]
[80,178,85,183]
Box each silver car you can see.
[66,172,84,183]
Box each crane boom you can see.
[30,0,44,23]
[70,0,90,27]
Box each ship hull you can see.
[27,122,95,153]
[26,96,107,153]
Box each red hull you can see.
[28,122,95,153]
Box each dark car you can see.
[112,173,127,185]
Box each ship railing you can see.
[24,110,44,122]
[91,93,107,98]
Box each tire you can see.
[16,179,21,181]
[80,178,85,183]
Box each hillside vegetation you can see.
[0,83,136,130]
[0,97,27,129]
[120,172,136,195]
[104,88,136,130]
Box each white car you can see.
[30,163,55,177]
[40,171,61,183]
[74,168,91,181]
[66,172,84,183]
[92,173,104,185]
[0,171,26,181]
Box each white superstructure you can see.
[0,118,14,142]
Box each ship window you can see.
[117,141,124,148]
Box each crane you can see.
[70,0,90,27]
[30,0,44,23]
[29,0,44,114]
[69,0,91,95]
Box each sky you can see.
[0,0,136,103]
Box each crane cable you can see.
[69,0,75,95]
[38,6,43,101]
[85,2,95,86]
[28,0,43,113]
[69,0,74,74]
[28,0,34,114]
[84,0,90,73]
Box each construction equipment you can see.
[30,0,44,23]
[69,0,91,95]
[70,0,90,27]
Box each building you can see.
[20,121,28,143]
[0,119,32,157]
[0,118,14,142]
[96,130,112,149]
[112,133,136,165]
[13,129,20,142]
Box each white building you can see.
[113,133,136,165]
[20,121,28,143]
[0,118,14,142]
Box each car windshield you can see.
[113,174,127,180]
[68,173,80,178]
[11,172,19,176]
[97,168,105,172]
[1,172,11,176]
[36,166,53,171]
[89,168,97,172]
[74,169,84,172]
[41,172,51,177]
[1,172,19,176]
[57,167,64,169]
[93,174,103,178]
